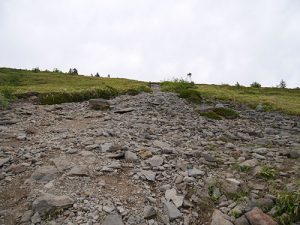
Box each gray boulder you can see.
[31,166,59,182]
[102,214,124,225]
[32,193,74,216]
[211,209,233,225]
[163,201,182,221]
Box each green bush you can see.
[275,189,300,224]
[1,86,14,99]
[38,85,152,105]
[39,86,119,105]
[0,86,14,109]
[161,79,202,103]
[199,111,222,120]
[178,89,202,103]
[259,165,276,180]
[213,107,239,119]
[0,94,9,110]
[250,81,261,88]
[161,79,196,92]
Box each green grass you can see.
[199,111,222,120]
[213,107,239,119]
[275,188,300,224]
[196,84,300,116]
[161,79,203,104]
[0,68,151,105]
[259,165,277,180]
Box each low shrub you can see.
[259,165,276,180]
[232,164,252,173]
[178,89,202,104]
[38,85,151,105]
[161,79,196,92]
[199,111,222,120]
[213,107,239,119]
[161,79,202,104]
[0,94,9,110]
[250,81,261,88]
[275,189,300,224]
[0,86,14,109]
[1,86,14,99]
[39,86,119,105]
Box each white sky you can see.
[0,0,300,87]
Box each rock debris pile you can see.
[0,88,299,225]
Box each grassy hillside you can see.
[0,68,151,105]
[197,84,300,115]
[161,80,300,116]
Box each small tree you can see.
[95,72,100,77]
[187,73,192,82]
[73,68,78,75]
[235,82,241,87]
[68,68,78,75]
[32,67,40,73]
[53,68,62,73]
[250,81,261,88]
[278,79,287,88]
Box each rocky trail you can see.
[0,86,299,225]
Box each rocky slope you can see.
[0,87,299,225]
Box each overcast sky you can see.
[0,0,299,87]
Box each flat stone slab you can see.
[163,201,182,221]
[141,170,156,181]
[102,214,124,225]
[32,193,74,216]
[68,165,89,176]
[31,166,59,182]
[113,107,135,114]
[165,188,184,208]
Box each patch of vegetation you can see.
[213,107,239,119]
[230,210,242,218]
[0,94,9,109]
[259,165,276,180]
[250,81,262,88]
[0,86,15,110]
[232,164,252,173]
[196,84,300,115]
[199,111,222,120]
[161,79,196,92]
[0,67,151,105]
[275,189,300,225]
[161,79,202,104]
[208,186,221,203]
[228,190,250,202]
[44,208,65,221]
[178,89,202,103]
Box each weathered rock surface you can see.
[245,207,277,225]
[0,88,299,225]
[211,209,233,225]
[102,214,124,225]
[30,166,59,182]
[164,201,183,221]
[32,193,74,216]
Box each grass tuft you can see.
[161,79,202,103]
[213,107,239,119]
[199,111,222,120]
[259,165,276,180]
[275,189,300,224]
